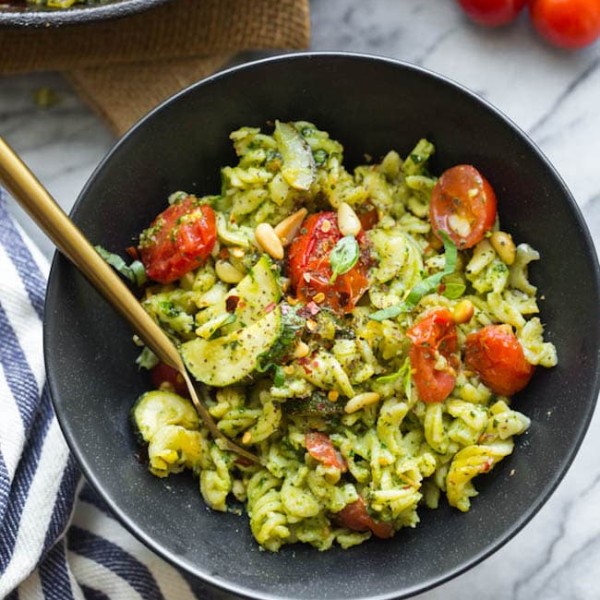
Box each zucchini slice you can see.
[182,306,282,386]
[273,121,316,191]
[132,390,199,442]
[195,254,280,333]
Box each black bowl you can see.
[0,0,169,27]
[44,53,600,600]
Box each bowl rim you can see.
[0,0,169,27]
[45,51,600,600]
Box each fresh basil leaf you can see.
[129,260,148,286]
[273,365,286,387]
[376,357,412,403]
[329,235,359,283]
[95,245,147,286]
[442,281,466,300]
[370,232,457,321]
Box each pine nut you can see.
[242,431,252,444]
[292,341,310,359]
[337,202,362,237]
[215,260,245,284]
[453,299,474,324]
[274,208,308,246]
[230,246,246,258]
[328,390,339,402]
[255,222,285,260]
[490,231,516,265]
[344,392,381,414]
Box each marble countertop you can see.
[1,0,599,598]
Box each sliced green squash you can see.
[273,121,316,191]
[182,307,282,386]
[195,254,281,333]
[131,390,199,442]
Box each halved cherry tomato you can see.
[430,165,497,250]
[288,211,369,313]
[406,308,458,403]
[305,432,347,471]
[335,497,394,539]
[150,362,189,397]
[529,0,600,49]
[357,205,379,231]
[465,324,535,396]
[457,0,527,26]
[139,195,217,284]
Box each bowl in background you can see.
[0,0,169,27]
[44,53,600,600]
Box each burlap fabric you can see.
[0,0,310,135]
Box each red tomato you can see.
[139,196,217,284]
[305,432,347,471]
[465,324,535,395]
[406,308,458,403]
[357,205,379,231]
[336,497,394,539]
[530,0,600,48]
[457,0,527,25]
[150,362,189,397]
[430,165,497,250]
[288,212,369,313]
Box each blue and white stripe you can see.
[0,189,199,599]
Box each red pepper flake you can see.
[264,302,276,314]
[298,301,321,319]
[126,246,139,260]
[225,295,240,313]
[297,356,313,374]
[481,457,494,473]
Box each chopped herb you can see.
[370,232,457,321]
[273,366,286,387]
[329,236,360,283]
[95,245,147,286]
[442,280,466,300]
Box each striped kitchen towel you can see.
[0,190,207,600]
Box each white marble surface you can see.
[1,0,600,598]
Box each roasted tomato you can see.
[430,165,497,249]
[150,362,189,397]
[457,0,527,26]
[288,211,369,313]
[529,0,600,49]
[336,497,394,539]
[465,324,535,396]
[357,204,379,231]
[139,195,217,284]
[305,432,347,471]
[406,307,458,403]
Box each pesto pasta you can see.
[129,121,557,552]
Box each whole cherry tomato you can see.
[335,497,394,539]
[150,362,189,397]
[430,165,497,250]
[457,0,528,26]
[406,307,459,403]
[530,0,600,49]
[288,211,370,313]
[139,195,217,284]
[305,432,347,471]
[465,324,535,395]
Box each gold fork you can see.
[0,136,259,465]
